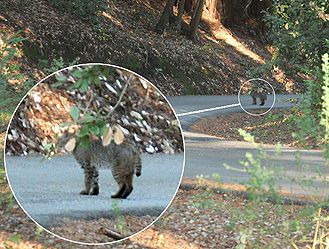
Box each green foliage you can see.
[0,156,15,214]
[112,199,127,235]
[0,112,12,133]
[59,105,108,148]
[53,66,127,150]
[44,0,113,25]
[320,54,329,158]
[199,41,224,58]
[189,189,220,210]
[238,129,282,202]
[53,65,112,91]
[38,57,80,74]
[0,30,34,114]
[113,52,142,73]
[294,54,329,152]
[8,234,20,244]
[34,226,43,241]
[264,0,329,76]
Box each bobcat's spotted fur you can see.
[250,88,267,106]
[58,131,141,198]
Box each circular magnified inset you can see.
[5,63,185,245]
[238,78,276,116]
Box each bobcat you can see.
[58,130,142,199]
[250,88,267,106]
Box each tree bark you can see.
[155,0,177,34]
[176,0,186,28]
[99,227,125,240]
[187,0,206,41]
[185,0,198,13]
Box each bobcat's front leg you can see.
[80,162,99,195]
[89,166,99,195]
[251,92,257,105]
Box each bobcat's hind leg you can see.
[260,92,267,106]
[111,182,126,198]
[121,173,134,198]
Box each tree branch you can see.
[99,227,125,240]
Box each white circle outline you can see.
[4,63,186,246]
[238,78,276,116]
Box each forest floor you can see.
[1,109,326,248]
[0,0,325,248]
[1,0,305,96]
[191,107,321,150]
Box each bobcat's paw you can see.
[90,187,99,195]
[111,193,126,199]
[80,189,89,195]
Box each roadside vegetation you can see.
[1,0,329,248]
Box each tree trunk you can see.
[187,0,206,41]
[155,0,177,34]
[203,0,220,20]
[185,0,198,13]
[220,0,233,27]
[257,0,272,36]
[176,0,186,28]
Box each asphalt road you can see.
[5,153,184,229]
[168,94,328,197]
[5,93,327,234]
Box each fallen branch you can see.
[99,227,125,240]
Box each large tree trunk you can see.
[187,0,206,41]
[203,0,220,20]
[185,0,198,13]
[220,0,233,27]
[155,0,177,34]
[176,0,186,28]
[257,0,272,36]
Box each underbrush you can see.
[189,54,329,248]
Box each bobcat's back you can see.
[73,140,141,176]
[58,131,141,198]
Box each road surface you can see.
[5,153,184,229]
[168,94,327,197]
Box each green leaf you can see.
[79,124,89,137]
[79,82,89,92]
[88,75,94,84]
[83,115,95,123]
[8,234,20,244]
[96,120,107,135]
[96,119,105,127]
[60,122,73,127]
[70,106,80,121]
[43,143,53,150]
[99,124,108,135]
[67,81,82,90]
[72,70,84,78]
[89,125,100,135]
[51,81,65,88]
[55,75,67,82]
[80,135,90,148]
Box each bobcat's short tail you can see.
[135,156,142,177]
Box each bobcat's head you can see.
[57,130,76,151]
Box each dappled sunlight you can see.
[102,12,124,27]
[0,235,51,249]
[131,226,203,248]
[212,26,265,64]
